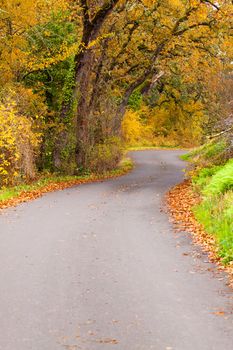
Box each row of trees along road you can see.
[0,0,232,186]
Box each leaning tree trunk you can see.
[53,0,120,171]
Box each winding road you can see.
[0,150,233,350]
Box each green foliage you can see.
[194,192,233,264]
[23,12,78,174]
[61,58,76,108]
[59,127,77,174]
[202,160,233,196]
[27,12,75,54]
[25,12,77,111]
[128,89,143,111]
[192,165,223,189]
[192,153,233,263]
[180,153,192,161]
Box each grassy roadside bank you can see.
[191,158,233,264]
[0,157,133,210]
[168,138,233,272]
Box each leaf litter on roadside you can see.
[166,179,233,288]
[0,168,131,211]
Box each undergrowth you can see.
[180,139,227,164]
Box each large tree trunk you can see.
[74,46,97,167]
[53,0,120,171]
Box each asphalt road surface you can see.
[0,150,233,350]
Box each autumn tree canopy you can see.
[0,0,232,185]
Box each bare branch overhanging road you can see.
[0,150,233,350]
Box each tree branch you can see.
[201,0,220,11]
[174,20,215,36]
[208,126,233,139]
[91,0,120,28]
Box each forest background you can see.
[0,0,232,187]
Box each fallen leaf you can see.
[213,311,225,316]
[96,338,119,344]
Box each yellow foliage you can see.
[27,42,80,71]
[122,109,154,146]
[152,98,206,146]
[122,110,144,144]
[122,95,206,147]
[0,96,42,187]
[166,0,184,11]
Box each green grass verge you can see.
[182,139,233,263]
[179,152,193,161]
[192,159,233,264]
[194,192,233,264]
[0,156,133,204]
[202,159,233,196]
